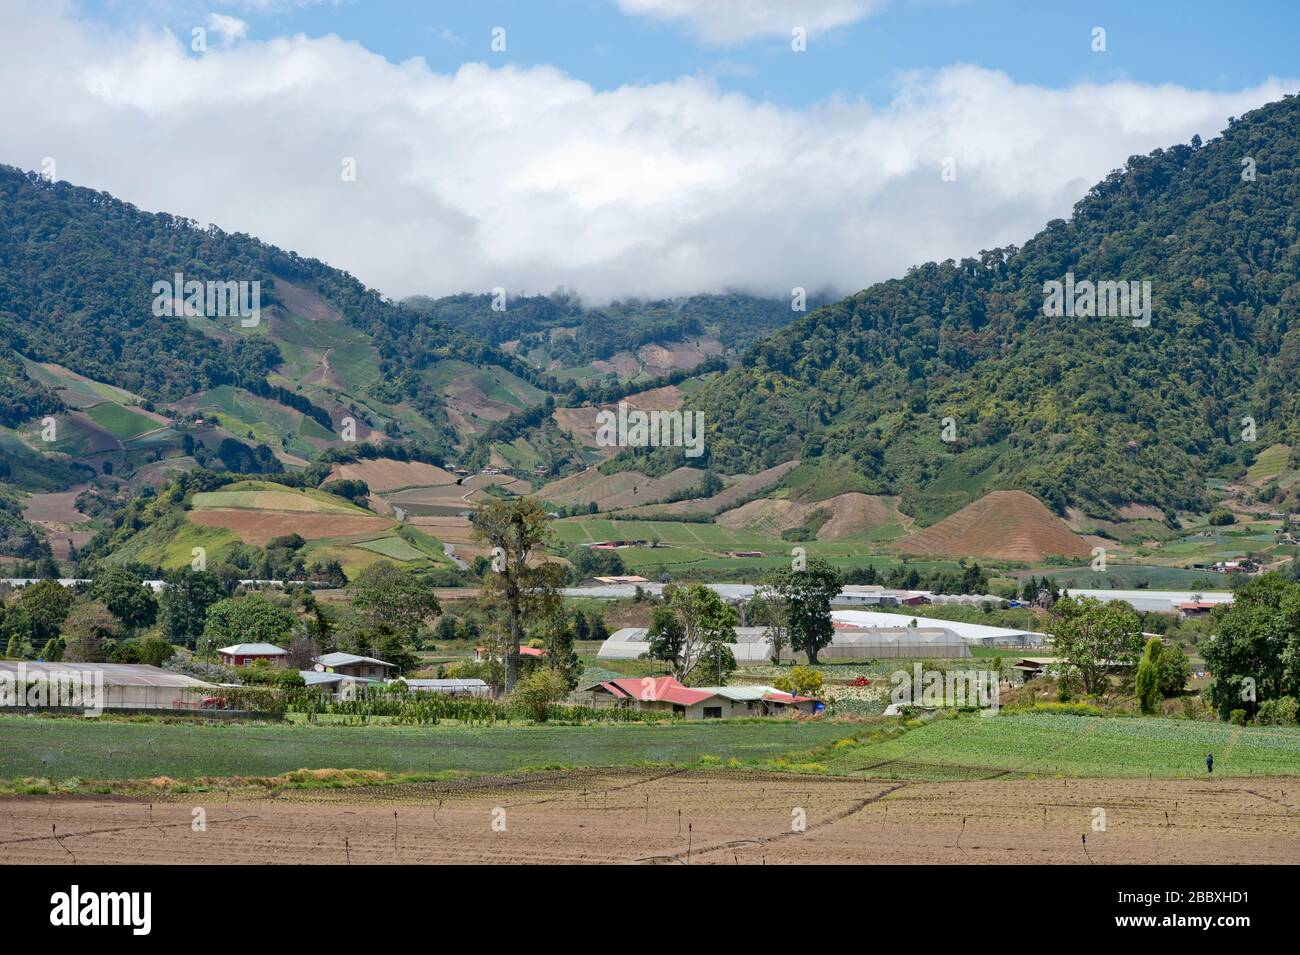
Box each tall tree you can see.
[1202,574,1300,718]
[654,584,738,684]
[92,566,158,632]
[62,602,120,663]
[644,604,686,674]
[772,559,841,664]
[351,561,441,642]
[748,584,790,665]
[1135,636,1163,714]
[201,594,296,654]
[159,568,226,647]
[472,497,565,691]
[1049,596,1143,695]
[10,579,74,645]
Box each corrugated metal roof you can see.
[217,643,287,655]
[317,652,393,668]
[594,676,715,706]
[0,662,214,688]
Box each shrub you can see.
[510,668,568,722]
[1229,708,1247,726]
[772,665,824,698]
[1135,637,1162,714]
[1256,696,1299,726]
[239,666,306,688]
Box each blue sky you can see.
[88,1,1300,108]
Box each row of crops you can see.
[828,712,1300,779]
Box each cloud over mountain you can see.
[2,1,1291,302]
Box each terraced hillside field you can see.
[120,481,455,574]
[718,491,908,541]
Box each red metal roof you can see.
[599,676,715,706]
[762,690,818,705]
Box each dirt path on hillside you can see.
[2,770,1297,864]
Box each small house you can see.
[217,643,288,667]
[315,652,395,680]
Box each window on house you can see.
[703,706,722,719]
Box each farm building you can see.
[597,625,972,661]
[928,593,1006,607]
[474,645,545,662]
[821,628,971,658]
[578,676,819,719]
[315,652,395,680]
[1062,588,1233,614]
[830,610,1045,647]
[832,586,932,607]
[299,670,379,701]
[217,643,288,667]
[400,678,492,697]
[0,662,215,711]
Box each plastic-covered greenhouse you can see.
[598,626,970,661]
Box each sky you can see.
[3,0,1299,302]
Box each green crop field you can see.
[354,535,429,561]
[184,385,335,457]
[826,713,1300,780]
[0,716,857,783]
[1247,443,1291,484]
[84,402,160,439]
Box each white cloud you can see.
[616,0,889,44]
[206,13,248,40]
[1,1,1293,304]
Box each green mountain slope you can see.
[0,163,542,456]
[683,93,1300,522]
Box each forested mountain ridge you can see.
[406,290,805,368]
[677,93,1300,522]
[0,163,539,451]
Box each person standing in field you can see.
[1206,753,1214,775]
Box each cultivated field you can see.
[0,717,855,781]
[898,490,1095,561]
[829,713,1300,779]
[189,509,392,545]
[3,771,1296,864]
[327,458,459,492]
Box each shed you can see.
[400,678,493,698]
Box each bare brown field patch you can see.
[330,459,459,492]
[2,771,1295,865]
[897,490,1093,561]
[189,509,391,545]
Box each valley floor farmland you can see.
[3,771,1298,864]
[0,716,855,781]
[830,713,1300,780]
